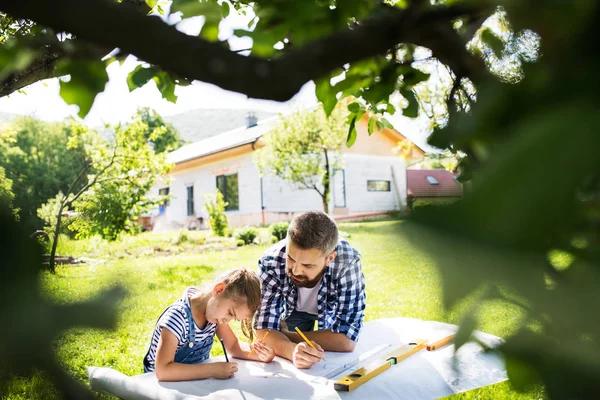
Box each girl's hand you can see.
[211,361,238,379]
[251,341,275,363]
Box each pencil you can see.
[248,329,271,356]
[220,338,230,362]
[426,334,455,351]
[294,326,317,349]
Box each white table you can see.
[88,318,507,399]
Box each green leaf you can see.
[386,103,396,114]
[505,356,543,392]
[367,117,375,135]
[398,65,430,87]
[376,120,384,132]
[315,78,338,116]
[454,309,477,351]
[347,102,361,113]
[400,88,419,118]
[145,0,158,8]
[172,0,221,18]
[153,72,177,103]
[221,1,230,18]
[355,109,365,123]
[127,65,159,92]
[56,60,109,118]
[481,28,505,58]
[346,115,358,148]
[381,118,394,130]
[201,21,220,42]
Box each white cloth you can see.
[295,281,320,315]
[88,318,508,400]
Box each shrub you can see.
[236,239,245,247]
[203,189,228,236]
[269,221,289,242]
[235,226,258,245]
[172,230,189,245]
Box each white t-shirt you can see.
[296,280,321,315]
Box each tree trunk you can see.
[49,203,66,273]
[322,149,331,214]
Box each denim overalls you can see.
[144,292,216,373]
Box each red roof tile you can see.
[407,169,463,197]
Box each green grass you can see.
[2,220,546,399]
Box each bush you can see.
[236,239,245,247]
[269,221,289,242]
[235,226,258,245]
[172,230,189,245]
[203,189,228,236]
[37,193,78,239]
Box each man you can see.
[255,211,366,369]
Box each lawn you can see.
[1,219,545,399]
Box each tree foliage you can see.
[68,119,171,241]
[0,206,125,400]
[0,165,17,216]
[0,0,598,398]
[0,117,90,231]
[254,104,348,213]
[135,107,185,153]
[203,189,229,237]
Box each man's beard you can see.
[287,266,326,288]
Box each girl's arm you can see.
[155,328,237,381]
[216,323,274,362]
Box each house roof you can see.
[407,169,463,197]
[167,116,279,164]
[167,108,426,166]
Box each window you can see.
[216,173,239,211]
[367,180,391,192]
[158,187,170,206]
[426,176,439,185]
[186,185,194,216]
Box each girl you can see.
[143,268,275,381]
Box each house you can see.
[148,111,426,229]
[406,169,463,208]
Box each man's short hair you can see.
[288,211,339,255]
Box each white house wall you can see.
[149,151,407,229]
[341,153,407,212]
[153,153,263,227]
[261,175,324,212]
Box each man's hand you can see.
[292,341,325,369]
[280,319,289,333]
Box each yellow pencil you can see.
[294,326,317,349]
[248,329,271,356]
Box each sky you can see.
[0,14,320,128]
[0,11,431,146]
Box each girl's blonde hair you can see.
[215,268,261,342]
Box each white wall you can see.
[342,154,407,212]
[149,151,407,229]
[261,174,324,213]
[157,153,263,226]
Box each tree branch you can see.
[0,0,486,101]
[70,147,118,203]
[0,0,150,98]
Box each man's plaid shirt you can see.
[255,239,366,342]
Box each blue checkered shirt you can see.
[255,239,366,342]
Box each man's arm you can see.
[280,328,356,352]
[256,328,296,359]
[258,328,325,368]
